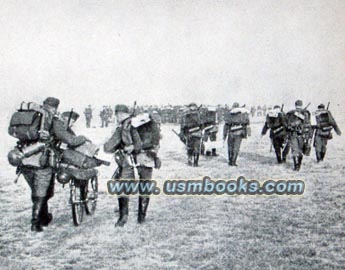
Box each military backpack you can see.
[8,102,49,142]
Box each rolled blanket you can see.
[61,149,108,169]
[59,163,98,180]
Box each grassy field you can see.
[0,118,344,270]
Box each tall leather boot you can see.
[316,151,321,162]
[187,154,193,166]
[293,157,298,171]
[228,151,232,166]
[232,152,238,166]
[138,197,150,224]
[31,197,45,232]
[115,197,129,227]
[282,144,290,163]
[275,149,282,164]
[193,153,199,167]
[320,150,326,161]
[296,156,303,171]
[212,149,217,156]
[39,197,53,227]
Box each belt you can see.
[230,124,242,131]
[188,127,200,133]
[272,126,284,134]
[321,126,332,132]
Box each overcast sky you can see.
[0,0,344,112]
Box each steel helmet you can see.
[7,148,24,167]
[56,170,71,185]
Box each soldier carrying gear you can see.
[180,103,202,166]
[132,112,161,223]
[104,104,160,227]
[151,110,162,129]
[57,111,109,214]
[7,97,92,232]
[100,106,110,128]
[200,106,219,156]
[61,111,80,128]
[313,103,341,162]
[84,105,93,128]
[286,100,312,171]
[8,97,57,232]
[261,105,290,163]
[107,106,114,120]
[223,102,250,166]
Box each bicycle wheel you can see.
[86,176,98,215]
[70,183,84,226]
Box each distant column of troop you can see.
[172,99,340,171]
[261,100,341,171]
[6,97,341,233]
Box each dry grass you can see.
[0,118,344,270]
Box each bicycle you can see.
[69,176,98,226]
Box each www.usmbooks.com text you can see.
[107,176,305,196]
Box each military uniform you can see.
[223,103,250,166]
[104,104,160,226]
[20,99,88,232]
[261,105,290,163]
[84,105,93,128]
[18,97,59,232]
[58,111,105,214]
[134,114,161,223]
[200,106,218,156]
[151,111,161,129]
[180,103,202,166]
[286,100,311,171]
[313,104,341,162]
[100,107,110,128]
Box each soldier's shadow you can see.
[240,151,278,165]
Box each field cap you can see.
[44,97,60,108]
[115,104,129,113]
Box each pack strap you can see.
[272,126,284,134]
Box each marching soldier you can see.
[223,102,250,166]
[286,100,311,171]
[100,106,110,128]
[250,106,256,118]
[151,110,161,129]
[18,97,60,232]
[313,104,341,162]
[201,106,219,156]
[84,105,93,128]
[133,112,161,223]
[8,97,88,232]
[261,105,290,163]
[104,104,161,227]
[180,103,202,166]
[107,106,113,120]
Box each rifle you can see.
[172,129,187,145]
[128,153,139,180]
[111,167,121,180]
[113,149,139,180]
[14,168,21,184]
[131,101,137,117]
[67,108,74,130]
[127,101,140,180]
[281,104,284,112]
[54,108,74,150]
[304,102,311,110]
[326,102,330,110]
